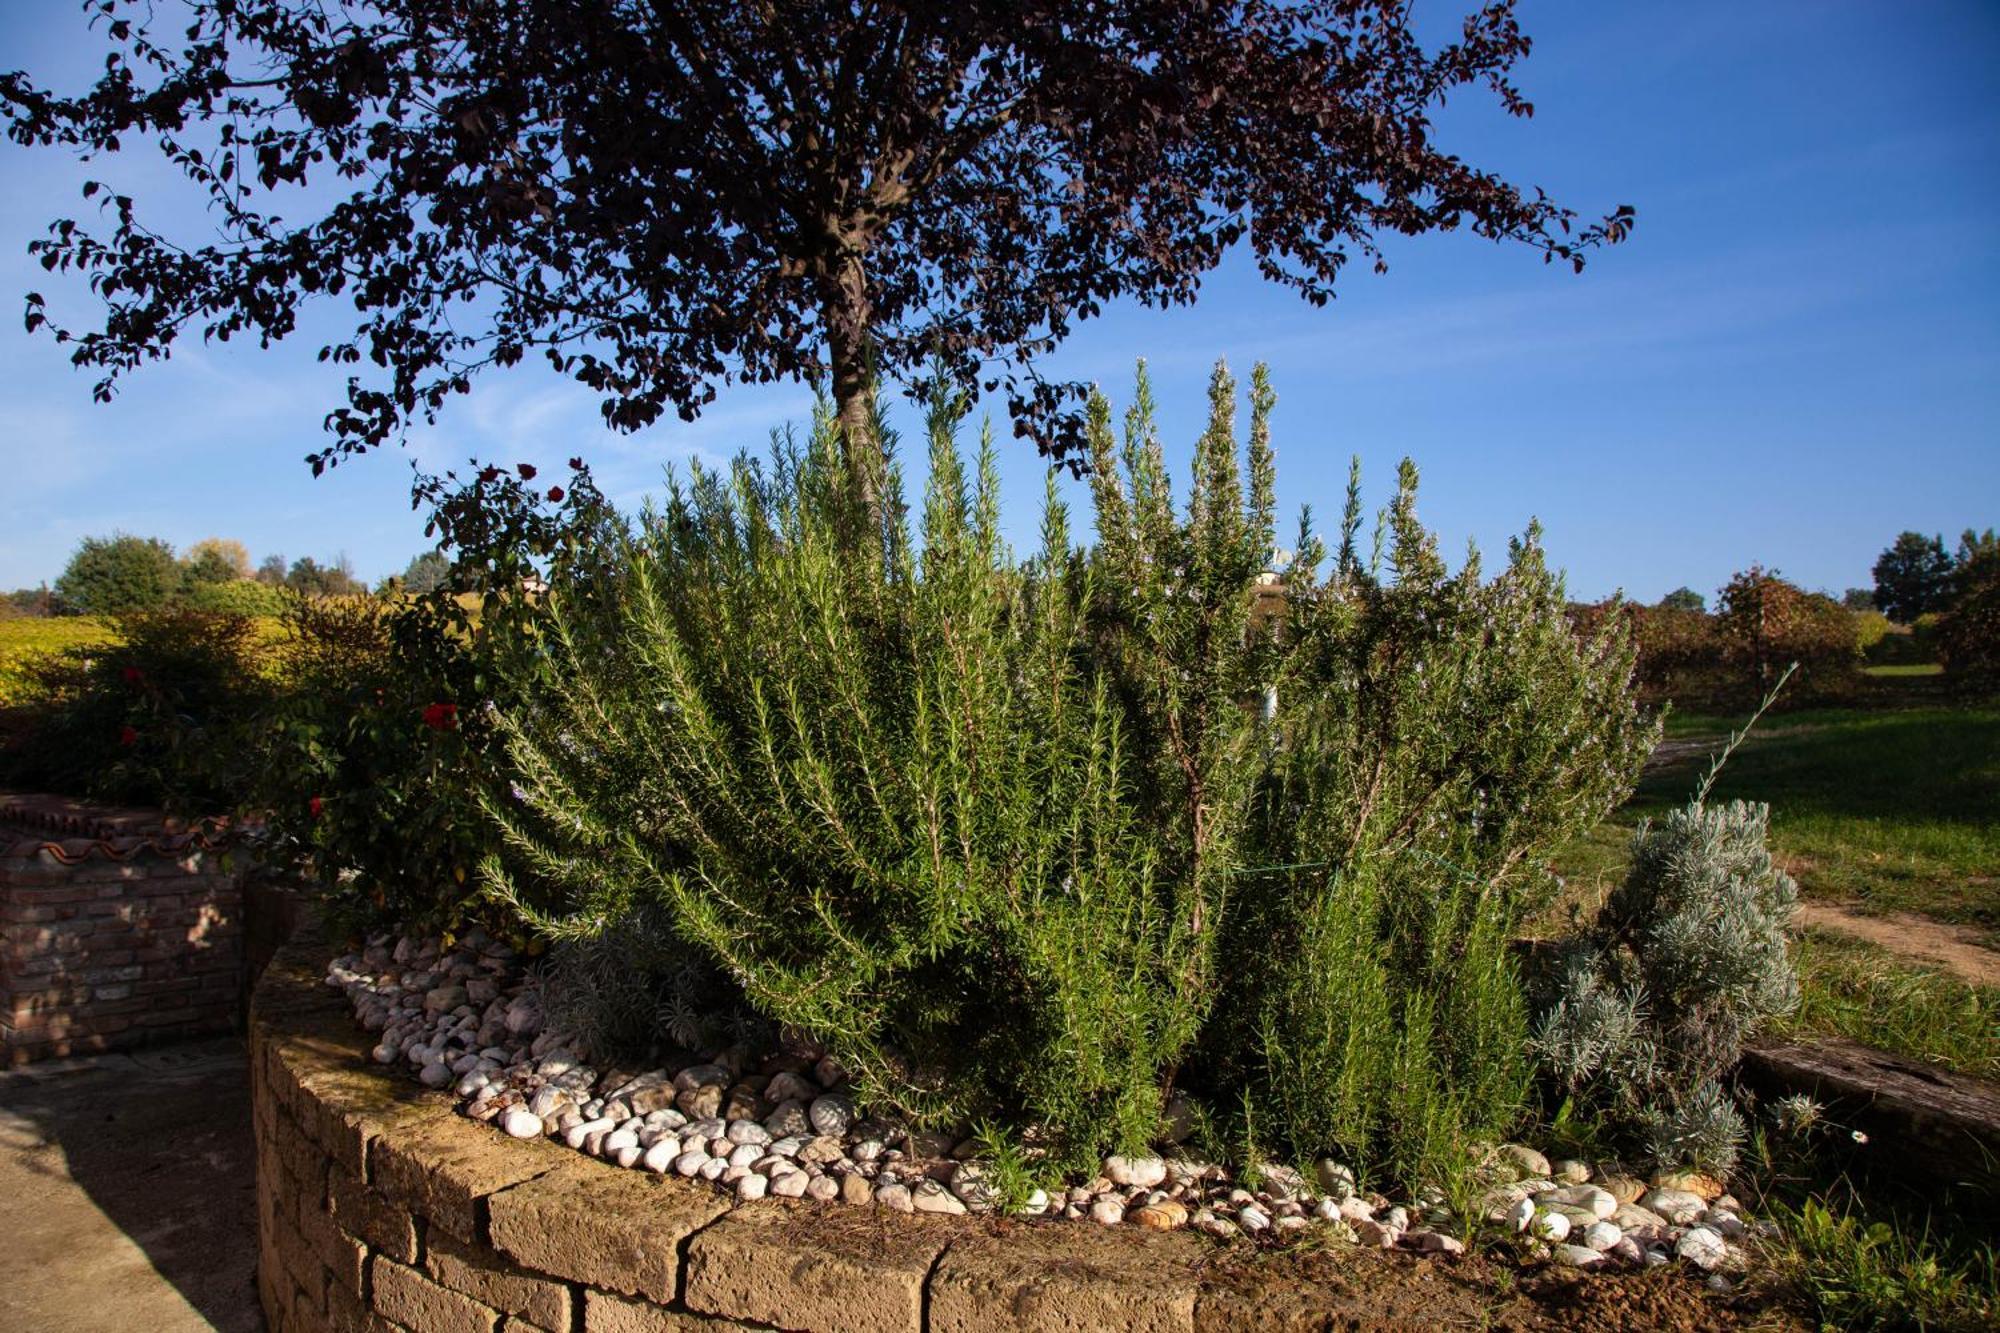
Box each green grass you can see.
[1554,705,2000,932]
[1774,929,2000,1080]
[1763,1189,1998,1332]
[1865,663,1945,679]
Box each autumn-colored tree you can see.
[1715,567,1858,701]
[182,536,253,586]
[3,1,1630,501]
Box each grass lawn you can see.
[1774,928,2000,1080]
[1555,704,2000,934]
[1547,699,2000,1083]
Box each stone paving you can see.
[0,1037,261,1333]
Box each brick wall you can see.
[1,791,254,1065]
[253,927,1338,1333]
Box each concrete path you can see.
[0,1038,262,1333]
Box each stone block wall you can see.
[1,791,254,1065]
[253,927,1371,1333]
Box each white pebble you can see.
[1677,1226,1729,1271]
[1530,1210,1571,1243]
[500,1109,544,1140]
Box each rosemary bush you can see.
[484,364,1652,1187]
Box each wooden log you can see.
[1739,1037,2000,1198]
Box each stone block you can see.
[584,1289,763,1332]
[487,1156,730,1303]
[326,1277,403,1333]
[371,1109,568,1242]
[270,1103,332,1209]
[426,1227,572,1332]
[287,1038,458,1180]
[683,1204,957,1333]
[297,1186,370,1299]
[329,1164,421,1265]
[371,1255,500,1333]
[927,1224,1203,1333]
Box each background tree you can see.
[1840,588,1873,612]
[1935,531,1998,694]
[285,554,362,598]
[397,550,451,596]
[255,553,288,586]
[2,0,1631,498]
[1871,531,1953,623]
[181,536,252,587]
[1659,587,1706,613]
[53,533,179,614]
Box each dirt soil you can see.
[0,1038,260,1333]
[1188,1240,1802,1331]
[1795,900,2000,988]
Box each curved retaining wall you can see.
[252,928,1402,1333]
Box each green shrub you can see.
[480,364,1653,1190]
[54,534,181,614]
[183,578,288,617]
[1852,608,1893,657]
[1203,451,1654,1184]
[0,608,271,811]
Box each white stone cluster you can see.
[326,932,1762,1275]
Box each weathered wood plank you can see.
[1740,1037,2000,1196]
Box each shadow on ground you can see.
[0,1037,262,1333]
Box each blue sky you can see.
[2,1,1995,600]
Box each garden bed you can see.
[254,923,1785,1331]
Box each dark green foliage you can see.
[0,608,271,810]
[1660,587,1706,612]
[1936,534,2000,693]
[283,555,364,598]
[252,463,620,934]
[251,593,488,931]
[482,363,1653,1190]
[539,911,763,1064]
[1872,532,1954,623]
[53,534,180,614]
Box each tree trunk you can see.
[821,252,881,517]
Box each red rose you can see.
[308,796,324,819]
[421,702,459,731]
[121,666,144,685]
[517,463,538,480]
[546,486,564,502]
[568,456,583,470]
[479,465,501,483]
[118,725,138,747]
